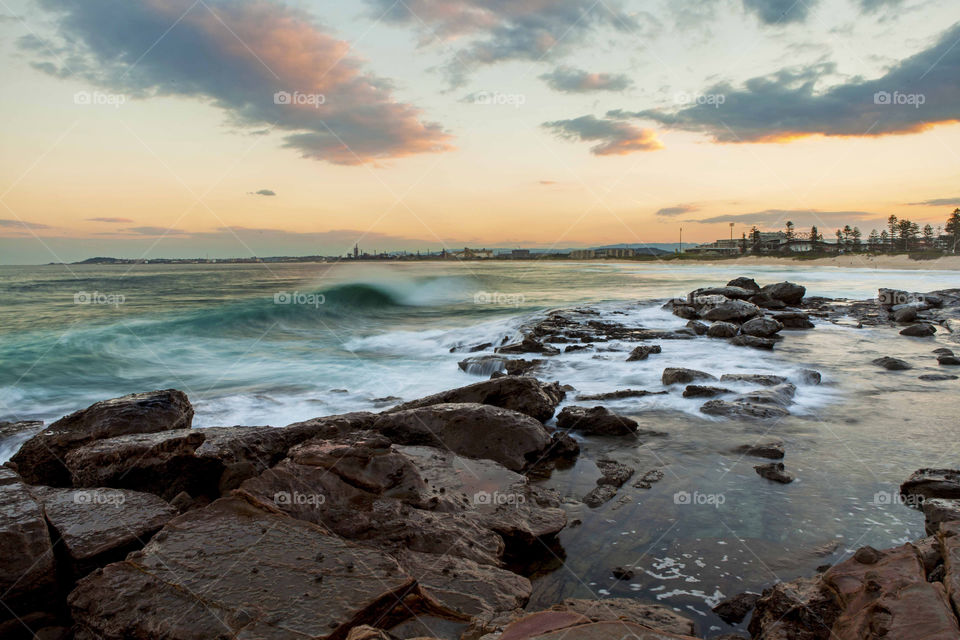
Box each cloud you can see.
[86,217,134,223]
[691,209,885,228]
[859,0,903,12]
[0,219,51,229]
[251,189,276,196]
[742,0,817,25]
[540,66,633,93]
[539,180,557,185]
[611,23,960,143]
[366,0,640,85]
[908,197,960,207]
[121,226,191,236]
[28,0,453,165]
[656,204,698,217]
[542,115,662,156]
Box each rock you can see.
[760,281,806,305]
[799,369,822,384]
[686,320,708,335]
[11,389,194,486]
[901,323,937,337]
[662,368,716,385]
[564,344,591,353]
[634,469,665,489]
[939,354,960,366]
[824,542,960,639]
[701,399,789,420]
[577,389,667,401]
[748,577,838,640]
[924,499,960,535]
[550,598,697,637]
[727,277,761,292]
[543,432,580,460]
[902,469,960,501]
[706,321,739,338]
[626,344,661,361]
[703,300,762,322]
[524,621,696,639]
[582,485,618,508]
[387,376,563,423]
[733,442,785,459]
[0,469,56,619]
[611,567,634,580]
[67,496,422,639]
[872,356,912,370]
[894,306,918,323]
[730,335,776,349]
[498,611,591,640]
[595,460,634,487]
[934,348,956,356]
[733,383,796,409]
[496,336,560,356]
[689,286,756,302]
[741,316,783,338]
[921,374,959,381]
[683,385,731,398]
[773,311,815,329]
[375,403,552,471]
[720,374,787,386]
[749,292,788,310]
[345,627,393,640]
[712,592,759,624]
[755,462,795,483]
[27,486,176,574]
[555,406,638,436]
[878,288,913,307]
[672,305,700,320]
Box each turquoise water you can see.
[1,260,958,636]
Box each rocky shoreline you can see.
[2,278,960,639]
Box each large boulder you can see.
[901,323,937,337]
[720,374,787,386]
[741,316,783,338]
[67,496,422,640]
[496,336,560,356]
[748,577,837,640]
[941,521,960,618]
[873,356,912,370]
[549,598,696,636]
[706,321,739,338]
[727,277,761,292]
[730,335,776,349]
[774,311,815,329]
[387,376,563,423]
[10,390,193,486]
[0,469,56,619]
[626,345,661,361]
[555,406,638,436]
[703,300,762,322]
[662,368,716,385]
[902,469,960,502]
[700,399,789,420]
[760,281,806,305]
[374,403,551,471]
[924,498,960,535]
[689,286,755,302]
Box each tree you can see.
[809,225,821,243]
[868,229,880,250]
[947,208,960,253]
[852,227,862,249]
[835,229,843,244]
[785,220,795,242]
[842,225,853,245]
[897,218,918,251]
[887,215,899,248]
[922,224,935,247]
[750,226,762,253]
[880,230,890,249]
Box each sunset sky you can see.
[1,0,959,262]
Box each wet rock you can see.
[563,344,591,353]
[633,469,665,489]
[760,281,806,305]
[458,355,543,377]
[611,566,634,580]
[924,499,960,534]
[727,277,760,292]
[28,486,176,575]
[375,403,552,471]
[901,323,937,337]
[345,627,393,640]
[689,286,756,301]
[498,611,591,640]
[577,389,667,401]
[290,436,425,497]
[68,497,420,639]
[662,368,716,385]
[712,592,759,624]
[706,321,739,338]
[824,542,960,639]
[872,356,913,370]
[940,521,960,618]
[799,369,822,384]
[749,292,788,310]
[902,469,960,502]
[686,320,708,335]
[755,462,795,484]
[11,389,194,487]
[741,316,783,338]
[496,336,560,356]
[720,373,787,386]
[543,432,580,460]
[748,576,838,640]
[733,383,797,409]
[672,305,699,320]
[0,419,43,447]
[0,469,56,620]
[878,288,915,307]
[626,344,661,361]
[582,485,618,508]
[920,374,959,381]
[525,620,696,639]
[556,406,638,436]
[733,441,785,459]
[701,399,789,420]
[939,354,960,366]
[550,598,697,636]
[894,306,918,323]
[934,348,956,356]
[683,385,731,398]
[703,300,762,322]
[595,460,634,487]
[730,335,776,349]
[773,311,815,329]
[388,376,563,423]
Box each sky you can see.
[1,0,959,263]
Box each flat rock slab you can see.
[68,497,416,640]
[500,611,591,640]
[0,468,56,616]
[902,468,960,501]
[386,376,563,423]
[528,621,697,640]
[28,486,176,565]
[551,598,696,637]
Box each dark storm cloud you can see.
[27,0,453,165]
[540,66,633,93]
[542,115,662,156]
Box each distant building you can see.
[451,247,494,259]
[570,249,595,259]
[510,249,531,259]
